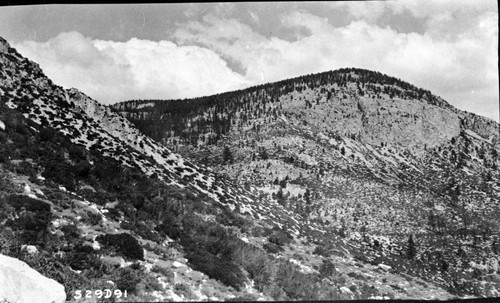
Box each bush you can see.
[115,267,143,293]
[6,194,51,213]
[186,247,246,290]
[96,233,144,260]
[65,247,104,271]
[132,220,160,242]
[174,282,197,300]
[275,262,321,299]
[152,265,175,282]
[39,127,57,142]
[268,228,293,247]
[360,283,380,299]
[313,244,331,257]
[6,210,51,245]
[60,223,81,240]
[231,245,275,291]
[263,242,283,254]
[319,259,337,277]
[138,274,163,292]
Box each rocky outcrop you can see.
[458,110,500,145]
[0,37,9,54]
[0,254,66,303]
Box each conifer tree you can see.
[222,145,233,164]
[407,234,416,259]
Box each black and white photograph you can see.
[0,1,499,302]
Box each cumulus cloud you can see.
[173,7,498,121]
[13,31,249,104]
[10,2,498,121]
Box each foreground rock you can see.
[0,254,66,303]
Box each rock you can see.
[0,254,66,303]
[105,201,119,208]
[378,263,392,271]
[175,257,188,264]
[21,245,38,255]
[164,289,183,301]
[188,271,204,282]
[101,256,125,268]
[0,38,10,54]
[172,261,185,268]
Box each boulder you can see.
[172,261,185,268]
[378,263,392,271]
[20,245,38,255]
[0,254,66,303]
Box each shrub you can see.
[231,245,275,291]
[319,259,337,277]
[115,267,143,293]
[65,248,104,271]
[268,228,293,247]
[138,274,163,292]
[6,194,51,213]
[60,223,81,240]
[39,127,57,142]
[227,293,260,301]
[174,282,197,300]
[360,283,381,299]
[151,265,175,282]
[6,211,51,245]
[347,271,365,280]
[186,247,246,290]
[313,244,331,257]
[132,220,160,242]
[275,262,321,299]
[84,211,102,226]
[96,233,144,260]
[263,242,283,254]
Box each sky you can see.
[0,1,498,122]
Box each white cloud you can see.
[326,1,388,22]
[10,2,498,122]
[174,10,498,121]
[13,31,249,104]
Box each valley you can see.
[1,34,500,302]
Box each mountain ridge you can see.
[111,67,498,156]
[2,34,500,300]
[111,51,500,298]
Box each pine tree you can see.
[407,234,416,259]
[222,145,233,164]
[259,147,269,160]
[276,187,285,206]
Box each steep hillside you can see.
[113,66,500,297]
[1,35,464,301]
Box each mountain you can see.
[113,66,500,297]
[1,33,499,301]
[1,35,445,302]
[1,35,358,301]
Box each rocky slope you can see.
[0,34,463,301]
[113,66,500,297]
